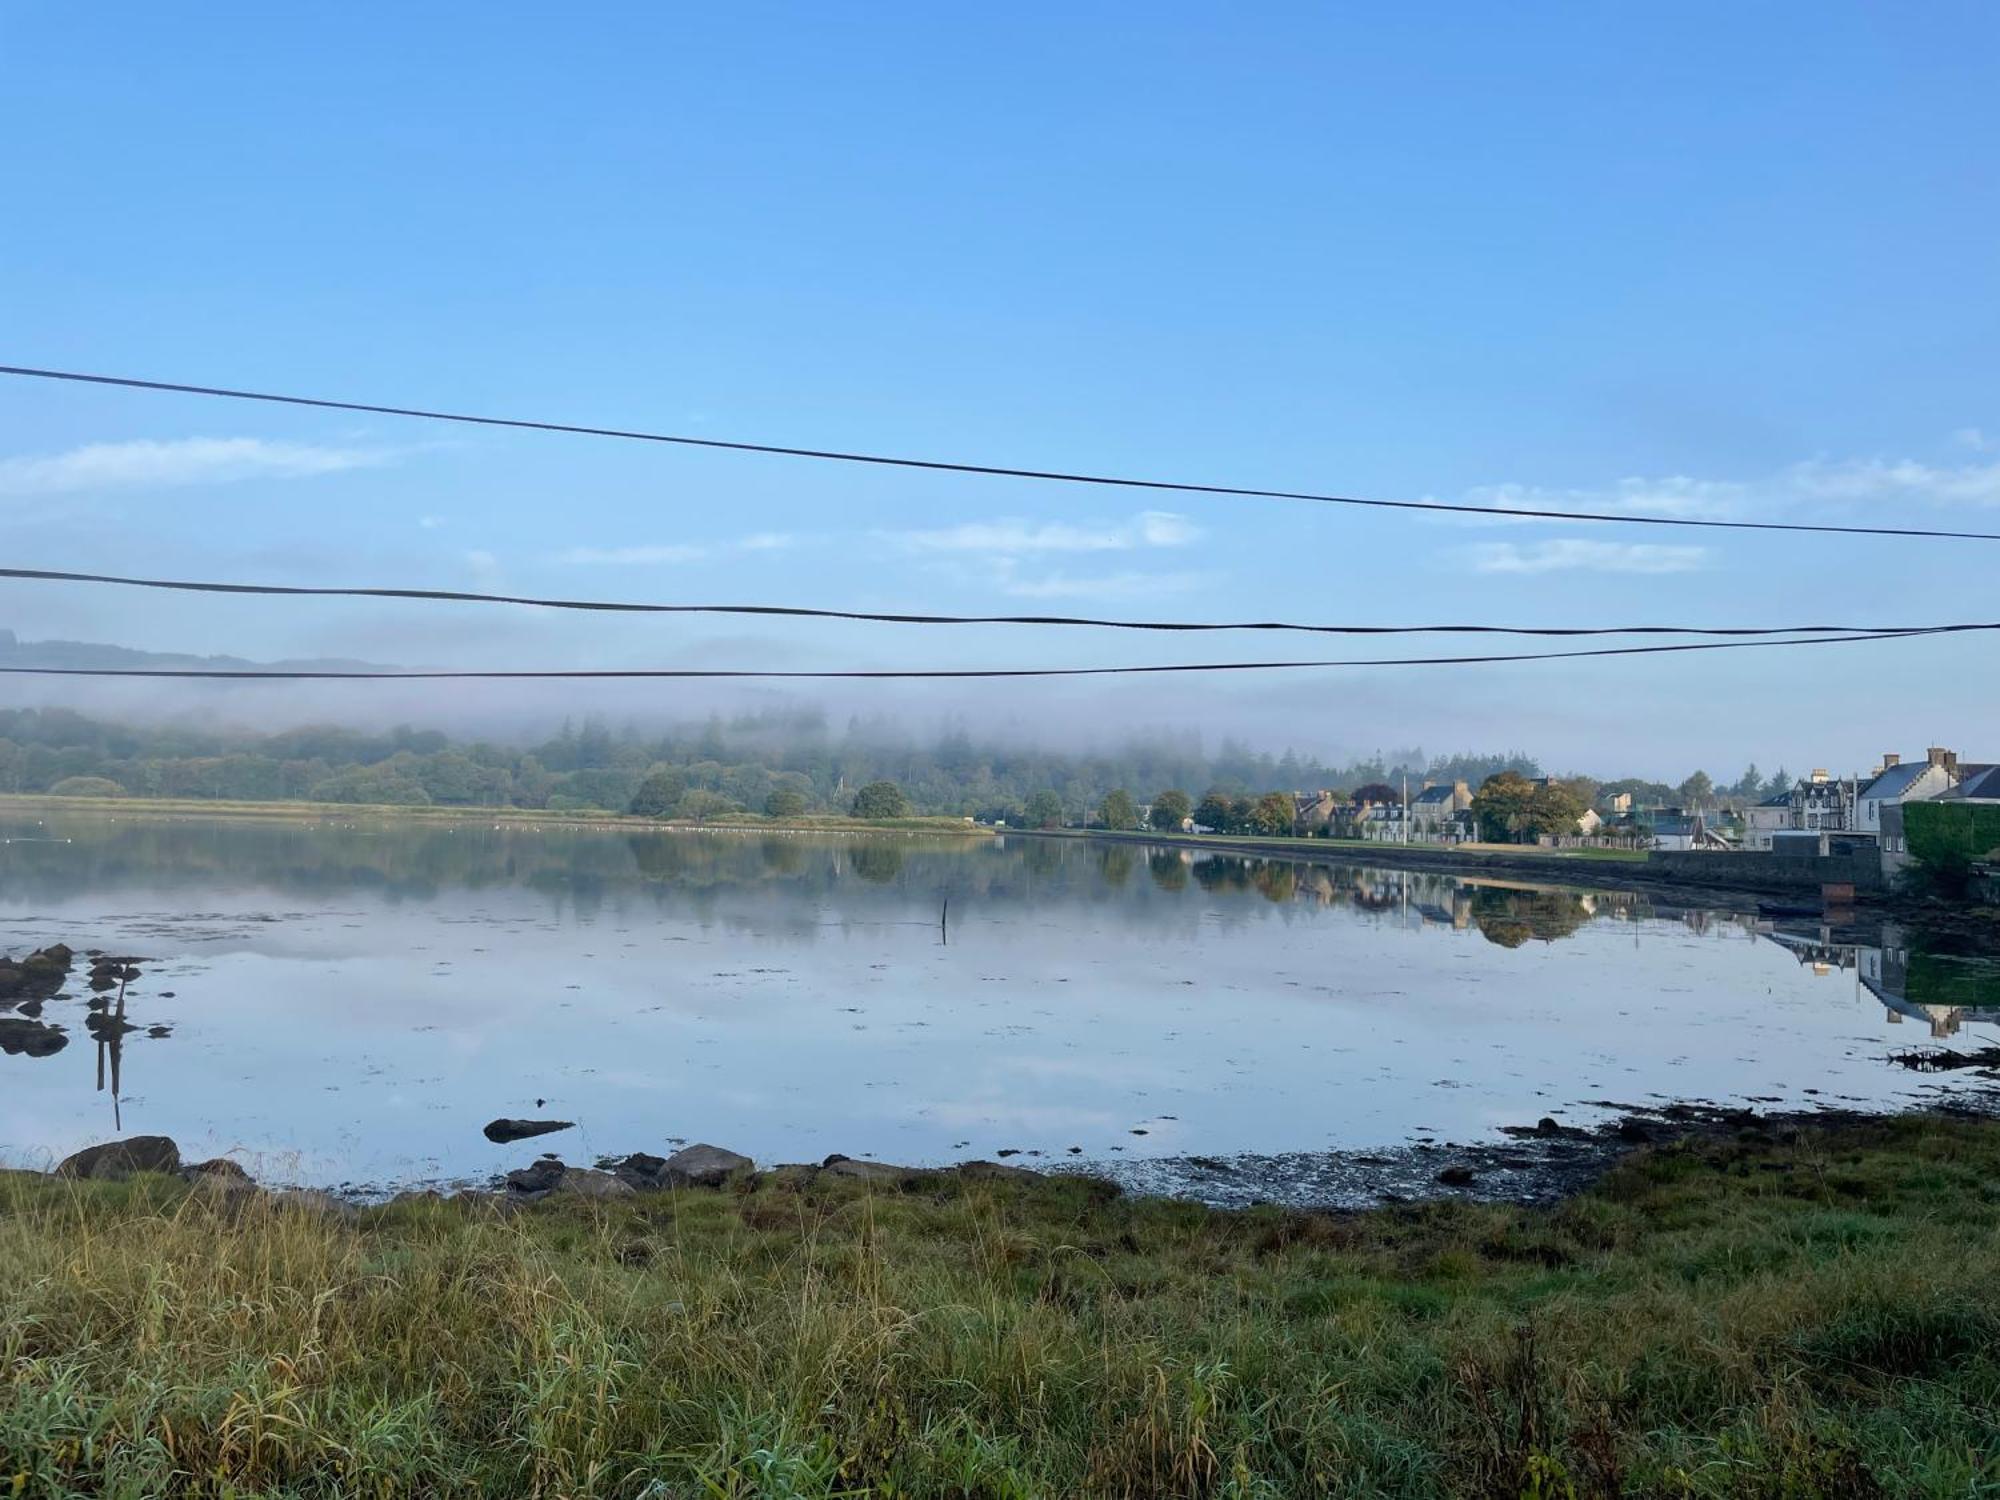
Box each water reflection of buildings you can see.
[1763,922,2000,1038]
[1257,861,1658,945]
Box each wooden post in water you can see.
[940,896,949,944]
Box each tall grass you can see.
[2,1116,1998,1496]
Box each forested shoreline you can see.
[0,706,1561,821]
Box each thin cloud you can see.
[1446,447,2000,530]
[1784,456,2000,507]
[997,569,1206,600]
[0,436,395,495]
[558,544,709,565]
[889,510,1201,554]
[556,532,803,565]
[1465,539,1709,575]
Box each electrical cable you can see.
[3,363,1994,542]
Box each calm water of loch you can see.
[3,813,1993,1193]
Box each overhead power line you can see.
[0,628,1976,681]
[0,565,1988,640]
[3,363,1995,543]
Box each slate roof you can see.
[1858,762,1932,801]
[1942,765,2000,801]
[1411,785,1458,805]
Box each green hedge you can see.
[1903,800,2000,876]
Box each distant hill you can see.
[0,628,396,675]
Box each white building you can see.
[1791,769,1856,832]
[1743,793,1793,851]
[1857,750,1959,838]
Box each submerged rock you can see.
[0,1018,67,1057]
[19,953,70,996]
[662,1143,753,1187]
[482,1117,575,1144]
[56,1136,181,1180]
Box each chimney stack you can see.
[1882,753,1899,769]
[1928,746,1950,768]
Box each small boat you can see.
[1757,900,1822,919]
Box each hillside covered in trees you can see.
[0,706,1560,824]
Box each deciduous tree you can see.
[850,781,911,819]
[1149,789,1191,831]
[1098,788,1138,830]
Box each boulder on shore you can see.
[821,1154,914,1186]
[482,1118,575,1144]
[959,1159,1041,1183]
[184,1157,253,1185]
[56,1136,181,1181]
[551,1167,635,1200]
[504,1158,567,1195]
[270,1188,357,1220]
[662,1143,753,1187]
[606,1152,669,1190]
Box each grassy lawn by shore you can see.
[0,792,989,837]
[3,1116,1996,1497]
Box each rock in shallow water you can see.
[483,1118,575,1144]
[56,1136,181,1181]
[0,1018,68,1057]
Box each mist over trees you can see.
[0,706,1558,822]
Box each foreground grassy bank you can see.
[3,1118,1998,1497]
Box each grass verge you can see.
[2,1116,1998,1497]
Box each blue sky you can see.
[2,3,1995,776]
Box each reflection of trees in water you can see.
[1468,888,1591,948]
[850,844,905,884]
[1021,839,1066,881]
[1192,857,1250,894]
[1252,863,1296,904]
[757,836,805,876]
[1,815,1648,950]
